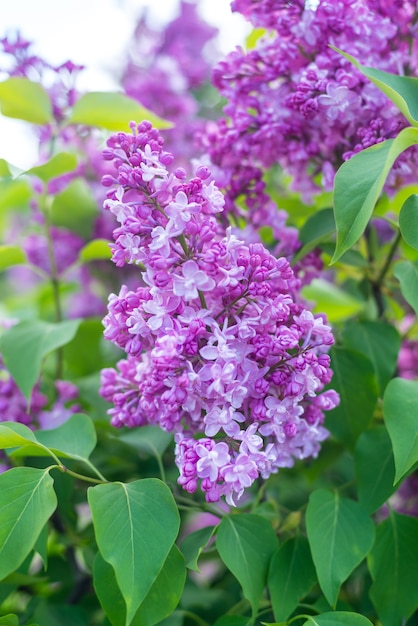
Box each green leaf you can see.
[332,127,418,262]
[0,467,57,580]
[306,489,375,607]
[302,612,373,626]
[333,47,418,126]
[399,194,418,250]
[214,618,249,626]
[25,152,77,183]
[0,159,12,178]
[293,209,335,263]
[0,422,38,449]
[342,320,401,395]
[0,178,31,211]
[67,92,173,131]
[369,512,418,625]
[216,514,278,616]
[180,525,216,571]
[88,478,180,625]
[0,245,27,271]
[0,319,81,400]
[301,279,364,323]
[119,426,173,458]
[383,377,418,483]
[0,615,19,626]
[34,413,97,463]
[354,426,396,514]
[325,347,378,448]
[394,260,418,316]
[34,523,49,570]
[268,536,316,621]
[0,77,53,124]
[78,239,112,263]
[94,546,186,626]
[50,178,98,238]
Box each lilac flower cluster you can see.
[204,0,418,202]
[99,121,339,505]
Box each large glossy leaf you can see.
[354,426,396,514]
[383,377,418,483]
[0,77,53,124]
[324,348,378,448]
[393,260,418,316]
[369,512,418,626]
[342,320,401,395]
[332,127,418,262]
[67,92,172,131]
[268,536,316,621]
[302,612,373,626]
[88,478,180,625]
[306,489,375,607]
[0,319,80,400]
[216,513,278,616]
[0,467,57,580]
[25,152,77,183]
[334,48,418,126]
[94,546,186,626]
[399,194,418,250]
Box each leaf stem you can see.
[51,464,108,484]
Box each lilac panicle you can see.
[100,121,339,506]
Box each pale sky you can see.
[0,0,249,167]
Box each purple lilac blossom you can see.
[202,0,418,205]
[99,121,339,506]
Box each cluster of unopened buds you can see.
[100,121,339,506]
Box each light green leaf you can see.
[25,152,77,183]
[180,525,217,571]
[0,178,31,211]
[0,159,12,178]
[0,422,38,449]
[325,347,378,448]
[0,616,19,626]
[369,512,418,625]
[333,47,418,126]
[50,178,98,238]
[0,319,80,400]
[268,536,316,621]
[0,77,53,124]
[88,478,180,625]
[33,413,97,463]
[399,194,418,249]
[302,612,373,626]
[94,546,186,626]
[383,377,418,483]
[301,279,364,323]
[394,260,418,316]
[216,514,278,616]
[332,127,418,262]
[78,239,112,263]
[342,320,401,395]
[306,489,375,607]
[0,467,57,580]
[119,426,173,458]
[0,245,27,271]
[67,92,173,131]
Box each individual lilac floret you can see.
[99,121,339,506]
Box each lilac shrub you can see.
[99,121,339,506]
[203,0,418,205]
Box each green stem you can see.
[375,230,402,286]
[52,464,108,485]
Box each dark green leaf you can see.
[302,612,373,626]
[213,618,249,626]
[0,616,19,626]
[0,77,52,124]
[50,178,98,238]
[332,128,418,262]
[25,152,77,183]
[216,514,278,616]
[306,489,375,607]
[325,347,378,448]
[180,525,217,571]
[394,260,418,316]
[342,320,401,395]
[0,245,26,270]
[0,467,57,580]
[354,426,396,514]
[67,92,172,131]
[399,194,418,249]
[369,512,418,625]
[293,209,335,263]
[383,377,418,483]
[268,536,316,621]
[119,426,173,458]
[88,478,180,625]
[0,318,80,400]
